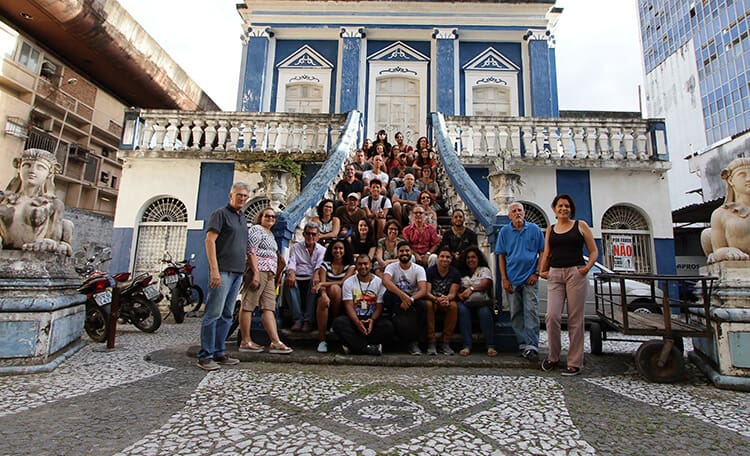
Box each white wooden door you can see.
[375,76,420,135]
[285,83,323,113]
[472,86,511,116]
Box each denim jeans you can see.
[286,278,316,323]
[507,282,540,351]
[198,271,243,361]
[457,303,495,350]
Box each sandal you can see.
[268,342,293,354]
[487,348,498,357]
[459,348,471,357]
[238,342,265,353]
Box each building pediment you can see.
[367,41,429,62]
[463,47,520,72]
[277,45,333,69]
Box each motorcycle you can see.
[76,248,163,342]
[159,251,204,323]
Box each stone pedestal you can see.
[261,168,291,212]
[689,261,750,391]
[0,251,87,375]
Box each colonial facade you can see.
[112,0,676,291]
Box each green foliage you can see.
[264,156,303,177]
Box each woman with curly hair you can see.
[313,239,355,353]
[311,198,340,245]
[455,246,496,357]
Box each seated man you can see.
[382,241,427,355]
[335,164,364,208]
[351,149,373,181]
[391,173,420,225]
[424,247,460,355]
[402,206,440,267]
[362,155,390,195]
[332,254,395,355]
[285,223,326,332]
[440,208,478,264]
[360,179,392,239]
[335,192,368,237]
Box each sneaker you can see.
[427,342,437,356]
[342,345,350,355]
[408,342,422,355]
[363,344,382,356]
[541,358,559,372]
[214,355,239,365]
[197,358,220,371]
[521,349,539,362]
[317,341,328,353]
[561,367,581,377]
[301,321,312,333]
[440,344,455,356]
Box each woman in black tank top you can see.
[538,194,598,377]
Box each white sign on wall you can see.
[612,235,635,272]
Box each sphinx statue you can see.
[701,157,750,263]
[0,148,73,256]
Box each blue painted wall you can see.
[458,42,524,116]
[242,36,270,112]
[191,162,238,291]
[436,39,456,114]
[340,36,362,112]
[271,40,340,113]
[529,39,553,117]
[110,227,133,274]
[466,167,490,199]
[555,170,592,227]
[548,47,559,117]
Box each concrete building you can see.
[0,0,218,227]
[111,1,675,293]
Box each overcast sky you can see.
[119,0,644,113]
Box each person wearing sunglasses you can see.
[285,223,326,333]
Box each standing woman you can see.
[313,239,355,353]
[538,194,598,376]
[239,207,293,354]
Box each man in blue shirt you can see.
[495,202,545,361]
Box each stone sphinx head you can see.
[721,157,750,205]
[5,148,61,198]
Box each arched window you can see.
[601,205,653,273]
[134,197,188,275]
[243,197,285,225]
[521,202,548,229]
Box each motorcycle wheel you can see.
[85,303,109,342]
[130,296,162,333]
[171,294,187,324]
[188,285,204,313]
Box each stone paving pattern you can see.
[1,319,749,456]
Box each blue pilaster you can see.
[241,28,272,112]
[555,169,593,226]
[434,29,458,115]
[340,27,364,113]
[526,31,554,117]
[548,47,560,117]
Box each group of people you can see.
[197,149,597,376]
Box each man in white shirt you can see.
[382,241,427,355]
[360,178,392,239]
[362,155,390,194]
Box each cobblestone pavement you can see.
[1,319,749,456]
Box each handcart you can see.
[592,273,716,383]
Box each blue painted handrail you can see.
[430,112,500,235]
[277,110,362,241]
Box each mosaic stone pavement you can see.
[2,319,749,456]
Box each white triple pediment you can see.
[277,45,333,69]
[462,47,520,72]
[367,41,429,62]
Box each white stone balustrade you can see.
[125,110,347,155]
[444,115,667,170]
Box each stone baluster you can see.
[573,128,587,158]
[228,121,240,152]
[265,123,277,152]
[611,128,623,159]
[216,120,228,151]
[597,127,611,159]
[510,126,521,158]
[202,120,217,152]
[274,123,287,152]
[152,119,167,151]
[163,118,178,151]
[191,120,204,151]
[521,126,534,158]
[448,123,460,154]
[498,125,510,159]
[586,127,598,159]
[562,127,575,159]
[636,128,649,160]
[141,119,155,150]
[316,124,328,153]
[256,123,267,151]
[470,126,481,157]
[239,123,251,151]
[179,120,191,151]
[536,127,548,158]
[484,126,498,158]
[550,126,563,159]
[623,129,635,159]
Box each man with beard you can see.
[335,192,367,237]
[332,255,395,355]
[382,241,427,355]
[335,164,364,208]
[496,202,545,361]
[424,247,460,355]
[440,208,478,264]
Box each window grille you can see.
[601,205,653,273]
[141,197,188,223]
[521,203,548,229]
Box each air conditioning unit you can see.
[100,171,110,184]
[68,143,89,161]
[40,61,58,78]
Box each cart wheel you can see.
[590,322,603,355]
[634,340,685,383]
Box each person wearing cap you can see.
[335,192,367,238]
[361,178,392,239]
